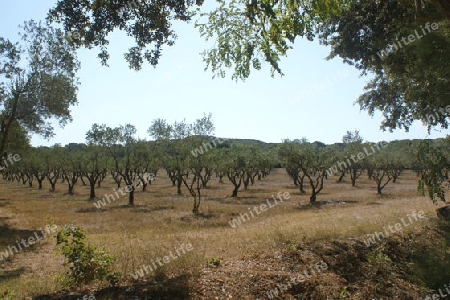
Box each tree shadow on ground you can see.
[295,200,358,211]
[0,198,10,207]
[0,218,44,283]
[180,212,218,222]
[34,274,191,300]
[366,201,383,206]
[0,219,42,248]
[0,267,26,283]
[218,196,272,206]
[75,205,174,214]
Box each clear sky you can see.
[1,0,448,146]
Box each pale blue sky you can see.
[1,0,447,146]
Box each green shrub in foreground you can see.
[56,224,120,287]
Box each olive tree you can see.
[417,138,450,203]
[61,150,82,196]
[79,145,109,200]
[366,143,396,195]
[148,113,215,213]
[223,145,248,198]
[279,139,331,203]
[344,142,366,187]
[0,20,79,156]
[86,123,141,206]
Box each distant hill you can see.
[60,137,448,152]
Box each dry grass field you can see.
[0,168,449,299]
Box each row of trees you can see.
[1,124,449,213]
[279,135,450,202]
[1,115,275,213]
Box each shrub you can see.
[0,285,15,300]
[56,224,120,287]
[205,257,222,267]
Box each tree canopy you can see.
[319,0,450,132]
[0,20,79,156]
[197,0,450,131]
[46,0,450,133]
[47,0,204,70]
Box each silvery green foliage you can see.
[48,0,204,70]
[0,20,79,154]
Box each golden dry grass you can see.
[0,168,443,298]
